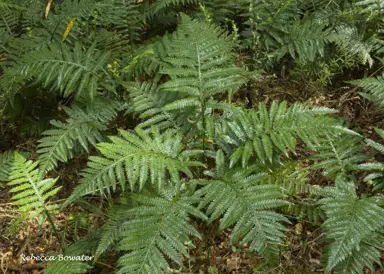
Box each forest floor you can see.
[1,75,384,274]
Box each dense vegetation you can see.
[1,0,384,273]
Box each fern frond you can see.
[356,0,384,15]
[349,76,384,108]
[159,14,246,112]
[95,204,130,259]
[65,127,203,206]
[243,0,301,51]
[37,98,120,175]
[277,17,331,62]
[358,128,384,191]
[0,151,15,181]
[8,153,61,217]
[216,101,358,167]
[0,8,20,35]
[315,177,384,274]
[330,25,380,67]
[148,0,198,17]
[311,134,368,178]
[117,184,206,274]
[7,42,111,100]
[96,0,143,47]
[194,150,289,264]
[259,160,310,196]
[123,81,180,130]
[44,229,100,274]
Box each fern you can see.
[7,153,61,217]
[37,98,120,174]
[194,150,289,264]
[65,126,203,206]
[356,0,384,15]
[117,184,206,274]
[276,16,331,63]
[95,203,130,259]
[243,0,301,52]
[96,0,143,47]
[259,160,309,196]
[44,229,100,274]
[5,42,111,101]
[311,134,368,179]
[358,128,384,191]
[330,25,380,67]
[123,81,180,130]
[314,176,384,274]
[159,14,246,114]
[349,75,384,108]
[216,101,358,167]
[0,151,15,181]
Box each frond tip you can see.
[8,153,61,217]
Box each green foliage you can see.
[194,150,289,264]
[350,76,384,108]
[311,134,368,179]
[159,14,246,113]
[3,42,111,101]
[314,176,384,274]
[65,126,203,206]
[44,230,100,274]
[216,101,357,167]
[117,185,206,274]
[358,128,384,191]
[8,153,61,217]
[330,25,380,68]
[0,150,15,181]
[1,1,384,273]
[37,98,121,174]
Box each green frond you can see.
[315,177,384,274]
[95,204,129,259]
[6,42,111,100]
[123,81,180,130]
[243,0,301,51]
[366,128,384,153]
[96,0,143,47]
[356,0,384,15]
[283,199,325,225]
[349,76,384,108]
[44,229,100,274]
[333,234,384,274]
[330,25,380,67]
[358,128,384,191]
[57,0,98,20]
[0,0,25,10]
[194,150,289,264]
[276,17,331,62]
[159,14,246,111]
[216,101,358,167]
[37,98,120,175]
[260,160,310,196]
[148,0,198,17]
[311,134,368,178]
[0,151,15,181]
[117,185,206,274]
[8,153,61,217]
[64,127,203,206]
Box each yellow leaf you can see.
[45,0,53,19]
[62,17,76,41]
[295,222,303,235]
